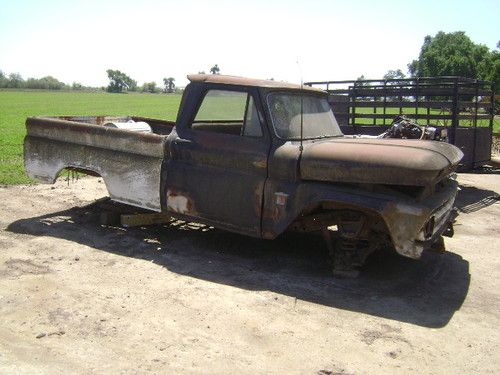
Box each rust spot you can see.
[262,206,281,223]
[262,230,278,240]
[253,181,264,216]
[166,189,196,215]
[274,192,288,206]
[252,159,267,169]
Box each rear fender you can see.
[24,135,163,211]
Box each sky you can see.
[0,0,498,88]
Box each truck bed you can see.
[24,116,175,211]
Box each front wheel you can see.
[322,228,375,278]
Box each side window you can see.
[243,95,263,137]
[191,89,263,137]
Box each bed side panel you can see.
[24,117,166,211]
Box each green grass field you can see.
[1,90,498,185]
[0,90,182,184]
[352,106,498,129]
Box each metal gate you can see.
[306,77,495,171]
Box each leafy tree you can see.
[0,70,69,90]
[354,75,373,100]
[141,81,158,93]
[0,70,6,88]
[129,80,138,92]
[25,76,66,90]
[409,31,499,93]
[384,69,406,80]
[355,74,369,86]
[7,73,24,88]
[383,69,406,88]
[477,47,499,92]
[72,82,83,90]
[210,64,220,75]
[480,46,499,111]
[106,69,137,93]
[409,31,488,78]
[163,77,175,93]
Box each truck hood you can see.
[299,138,463,186]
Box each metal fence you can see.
[306,77,495,171]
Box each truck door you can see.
[164,86,270,237]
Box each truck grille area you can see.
[417,195,456,241]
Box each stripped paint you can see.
[166,190,194,214]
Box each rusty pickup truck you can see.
[24,74,463,276]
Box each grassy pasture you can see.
[352,106,497,128]
[0,90,182,184]
[0,90,498,184]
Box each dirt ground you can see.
[0,173,498,374]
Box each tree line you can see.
[105,69,178,94]
[105,64,220,93]
[0,69,179,93]
[370,32,499,92]
[0,72,76,90]
[0,63,221,93]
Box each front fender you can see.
[261,179,458,259]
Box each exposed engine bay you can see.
[378,115,448,141]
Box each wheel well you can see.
[58,166,101,178]
[54,166,110,196]
[288,201,389,238]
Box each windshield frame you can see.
[266,91,343,141]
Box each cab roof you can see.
[187,74,324,93]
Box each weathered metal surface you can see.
[299,138,463,186]
[453,127,493,169]
[261,175,458,260]
[26,117,164,157]
[163,128,269,236]
[382,180,458,258]
[23,75,464,276]
[24,116,166,211]
[188,74,323,92]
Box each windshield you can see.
[267,93,343,140]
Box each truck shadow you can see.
[455,184,499,213]
[7,199,470,329]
